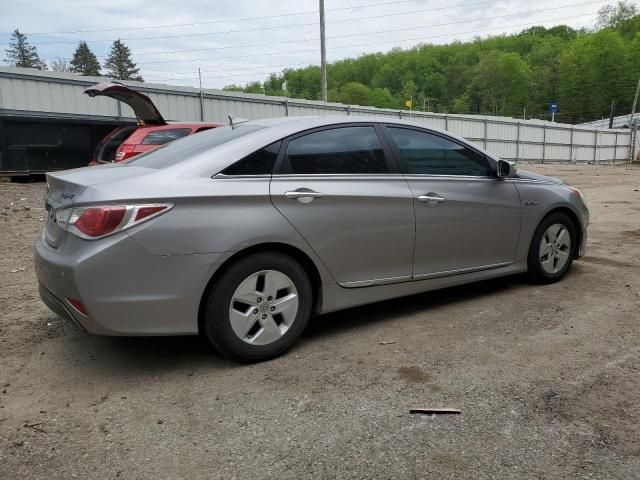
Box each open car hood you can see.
[84,82,166,125]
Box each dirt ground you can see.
[0,164,639,479]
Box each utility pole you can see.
[608,99,616,129]
[319,0,327,102]
[198,68,205,121]
[628,75,640,163]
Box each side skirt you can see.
[318,263,527,314]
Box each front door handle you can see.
[418,193,446,203]
[284,189,324,203]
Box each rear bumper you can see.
[38,284,87,332]
[34,231,224,336]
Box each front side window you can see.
[386,127,493,176]
[221,141,281,175]
[141,128,191,145]
[285,126,388,174]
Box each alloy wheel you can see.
[539,223,571,274]
[228,270,299,345]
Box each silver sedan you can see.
[34,116,589,362]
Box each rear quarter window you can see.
[221,141,281,175]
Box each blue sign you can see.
[549,101,558,113]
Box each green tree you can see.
[525,36,565,118]
[243,81,264,94]
[4,29,46,69]
[451,92,472,113]
[400,79,417,105]
[337,82,371,105]
[471,51,532,116]
[558,30,628,122]
[597,1,638,29]
[103,39,142,81]
[263,73,286,96]
[369,87,395,108]
[222,84,245,92]
[70,41,101,76]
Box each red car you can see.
[85,82,223,164]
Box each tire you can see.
[527,212,577,284]
[202,252,313,362]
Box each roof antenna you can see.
[228,114,249,129]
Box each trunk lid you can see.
[84,82,166,126]
[43,165,152,248]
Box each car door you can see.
[382,125,522,278]
[270,124,415,287]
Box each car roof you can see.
[244,115,451,136]
[242,115,485,154]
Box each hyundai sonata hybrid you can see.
[35,116,589,362]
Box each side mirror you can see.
[496,159,515,178]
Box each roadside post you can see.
[549,101,558,123]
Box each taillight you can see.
[60,203,173,240]
[115,145,137,162]
[134,205,167,221]
[75,207,126,237]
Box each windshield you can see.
[125,124,264,169]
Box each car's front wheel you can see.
[527,212,577,284]
[202,252,313,362]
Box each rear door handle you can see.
[418,193,446,203]
[284,189,324,202]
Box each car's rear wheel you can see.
[527,212,576,284]
[202,252,312,362]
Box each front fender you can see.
[512,180,588,263]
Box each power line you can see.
[124,9,603,83]
[146,63,314,78]
[22,0,606,45]
[27,0,503,37]
[40,10,601,71]
[125,10,605,66]
[33,9,602,87]
[38,1,606,65]
[9,0,426,36]
[152,1,609,58]
[146,67,309,81]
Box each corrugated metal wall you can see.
[0,67,632,163]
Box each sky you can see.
[0,0,632,89]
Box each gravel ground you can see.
[1,164,639,479]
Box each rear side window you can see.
[285,126,388,174]
[221,141,281,175]
[141,128,191,145]
[386,127,493,176]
